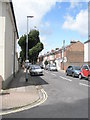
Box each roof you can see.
[9,1,19,38]
[84,40,90,44]
[42,41,83,57]
[65,41,83,49]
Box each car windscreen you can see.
[74,66,81,70]
[50,64,56,67]
[89,65,90,69]
[34,66,41,69]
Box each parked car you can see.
[45,64,50,70]
[79,64,90,80]
[40,64,44,69]
[29,65,43,76]
[66,65,81,77]
[48,64,57,71]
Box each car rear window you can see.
[74,66,81,70]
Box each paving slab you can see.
[0,69,40,111]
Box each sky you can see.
[12,0,89,55]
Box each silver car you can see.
[29,65,43,76]
[48,64,57,71]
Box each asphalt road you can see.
[3,70,89,118]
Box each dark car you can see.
[79,64,90,80]
[66,65,81,77]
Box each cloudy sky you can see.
[12,0,88,55]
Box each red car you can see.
[79,64,90,80]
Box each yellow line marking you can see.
[0,89,48,116]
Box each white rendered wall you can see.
[84,42,90,62]
[0,2,18,84]
[4,3,14,80]
[49,54,54,61]
[88,42,90,62]
[0,2,5,80]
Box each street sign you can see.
[64,57,67,62]
[60,57,67,63]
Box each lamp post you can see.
[25,16,34,82]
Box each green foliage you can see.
[29,42,44,63]
[18,29,44,63]
[44,60,48,66]
[20,50,25,60]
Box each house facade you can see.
[84,40,90,64]
[55,41,84,70]
[38,41,84,71]
[0,1,19,89]
[63,41,84,70]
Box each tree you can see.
[44,60,48,66]
[18,29,44,63]
[29,42,43,63]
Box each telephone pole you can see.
[62,40,65,70]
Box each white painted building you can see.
[84,40,90,64]
[0,0,19,89]
[43,56,47,68]
[49,54,54,61]
[55,58,60,71]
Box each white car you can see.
[29,65,43,76]
[48,64,57,71]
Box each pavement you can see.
[59,69,65,73]
[0,69,47,115]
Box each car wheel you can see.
[30,73,32,76]
[72,73,75,77]
[88,76,90,81]
[79,74,82,79]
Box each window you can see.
[68,66,72,69]
[83,65,88,70]
[88,65,90,69]
[68,66,72,70]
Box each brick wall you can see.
[55,51,60,59]
[60,41,84,70]
[66,51,84,63]
[66,41,84,52]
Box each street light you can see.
[25,16,34,82]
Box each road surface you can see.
[3,70,89,118]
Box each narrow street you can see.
[0,1,89,120]
[3,70,89,118]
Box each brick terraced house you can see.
[62,41,84,70]
[38,41,84,70]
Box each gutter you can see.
[9,0,19,39]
